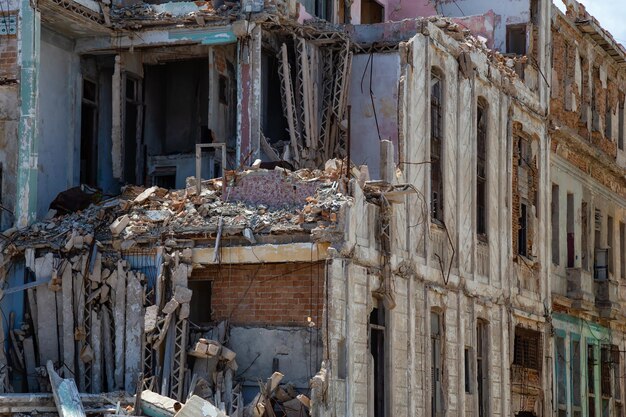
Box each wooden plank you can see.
[61,262,75,379]
[124,271,143,394]
[114,261,126,390]
[23,337,38,391]
[35,254,59,364]
[280,43,300,163]
[46,360,86,417]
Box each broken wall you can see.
[348,52,400,179]
[37,28,80,218]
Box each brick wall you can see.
[191,261,324,326]
[0,15,18,81]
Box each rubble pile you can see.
[1,164,350,255]
[0,163,348,416]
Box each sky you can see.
[554,0,626,45]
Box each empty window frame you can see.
[519,203,529,257]
[431,311,443,417]
[614,347,623,417]
[431,73,444,223]
[370,305,386,417]
[124,75,143,185]
[552,184,560,265]
[582,201,589,270]
[589,343,596,417]
[513,327,541,371]
[506,24,527,56]
[592,67,600,132]
[477,101,487,237]
[477,320,488,417]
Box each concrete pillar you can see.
[236,24,261,166]
[15,0,41,227]
[380,139,394,184]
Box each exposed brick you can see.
[191,261,324,326]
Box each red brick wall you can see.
[191,262,324,326]
[0,16,18,81]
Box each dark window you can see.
[556,336,566,406]
[519,203,528,257]
[601,346,611,397]
[613,346,622,405]
[477,320,488,417]
[506,25,527,55]
[477,102,487,236]
[370,306,386,417]
[431,74,444,223]
[572,340,582,408]
[567,193,575,268]
[464,347,472,393]
[589,344,596,396]
[431,311,443,417]
[513,327,541,371]
[188,280,211,324]
[582,201,589,270]
[81,78,99,187]
[551,184,560,265]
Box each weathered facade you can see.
[1,1,626,417]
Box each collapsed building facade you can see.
[0,0,624,417]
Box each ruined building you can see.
[0,0,622,417]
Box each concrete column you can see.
[15,0,40,227]
[236,24,261,166]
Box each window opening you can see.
[431,74,444,223]
[81,78,99,187]
[567,193,575,268]
[513,327,541,371]
[477,320,488,417]
[370,305,386,417]
[506,25,527,55]
[431,311,443,417]
[477,102,487,237]
[552,184,560,265]
[519,203,528,257]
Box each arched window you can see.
[431,72,444,222]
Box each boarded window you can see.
[431,311,443,417]
[513,327,541,371]
[519,203,528,257]
[431,74,444,223]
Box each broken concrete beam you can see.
[178,303,189,320]
[35,254,60,364]
[109,215,130,236]
[144,305,158,333]
[266,372,284,394]
[173,286,192,304]
[46,361,86,417]
[61,262,75,379]
[162,298,179,315]
[220,346,236,362]
[175,395,227,417]
[380,139,395,184]
[139,390,181,417]
[134,186,158,204]
[124,272,144,393]
[114,262,126,390]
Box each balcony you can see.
[594,278,620,319]
[566,267,595,311]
